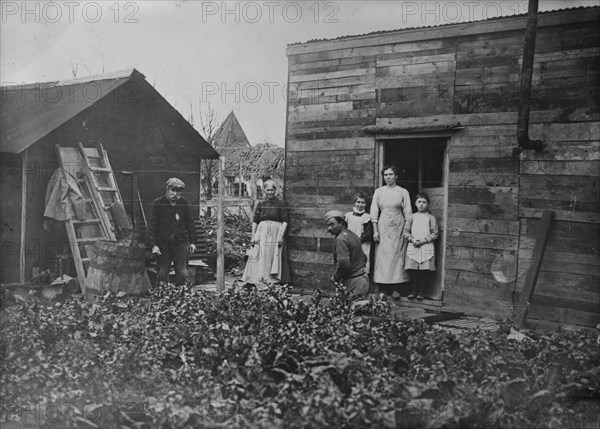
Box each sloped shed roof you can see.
[0,68,219,159]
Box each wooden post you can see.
[216,156,225,291]
[250,172,257,202]
[20,149,28,283]
[517,210,554,330]
[198,158,202,218]
[237,161,241,198]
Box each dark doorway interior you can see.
[383,138,447,300]
[385,139,445,211]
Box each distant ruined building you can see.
[202,111,285,202]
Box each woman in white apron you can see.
[370,165,413,297]
[242,180,290,287]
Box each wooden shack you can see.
[284,6,599,328]
[0,69,219,284]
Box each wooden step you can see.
[97,186,117,192]
[72,218,101,225]
[89,166,111,172]
[76,238,104,245]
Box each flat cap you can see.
[323,210,345,222]
[166,177,185,188]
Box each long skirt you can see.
[242,220,290,286]
[373,213,410,284]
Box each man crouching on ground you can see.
[324,210,369,296]
[148,177,196,286]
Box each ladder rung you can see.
[72,218,101,225]
[90,166,111,172]
[81,258,90,264]
[97,186,117,192]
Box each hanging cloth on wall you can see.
[43,168,87,229]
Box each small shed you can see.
[0,69,220,284]
[284,6,599,328]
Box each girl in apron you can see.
[404,193,439,300]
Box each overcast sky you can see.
[1,1,597,146]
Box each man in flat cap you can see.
[148,177,196,286]
[324,210,369,296]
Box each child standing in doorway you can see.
[344,192,373,273]
[403,193,438,300]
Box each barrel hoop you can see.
[89,258,145,275]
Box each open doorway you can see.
[380,137,448,300]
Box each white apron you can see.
[242,220,283,286]
[406,213,435,270]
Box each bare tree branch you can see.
[196,101,221,214]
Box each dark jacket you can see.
[333,229,366,282]
[147,195,197,246]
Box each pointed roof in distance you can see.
[211,111,251,151]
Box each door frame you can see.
[375,133,451,300]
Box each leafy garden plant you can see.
[1,285,598,428]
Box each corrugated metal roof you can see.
[0,69,137,153]
[0,68,220,159]
[288,5,598,46]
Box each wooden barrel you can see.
[86,240,151,302]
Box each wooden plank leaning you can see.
[516,210,554,330]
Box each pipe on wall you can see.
[517,0,544,153]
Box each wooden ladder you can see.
[77,142,126,234]
[55,143,122,294]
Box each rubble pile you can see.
[199,214,252,271]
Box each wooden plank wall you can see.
[286,50,377,290]
[444,17,599,325]
[0,152,24,283]
[517,121,600,327]
[444,121,520,320]
[285,8,600,326]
